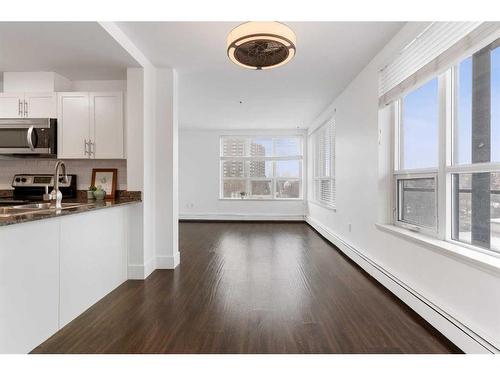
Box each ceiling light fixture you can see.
[227,22,296,70]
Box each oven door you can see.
[0,119,56,155]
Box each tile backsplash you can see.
[0,159,127,190]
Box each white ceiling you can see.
[118,22,405,129]
[0,22,140,80]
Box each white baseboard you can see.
[156,252,180,269]
[179,212,305,221]
[144,257,156,278]
[128,258,156,280]
[305,215,499,354]
[127,263,146,280]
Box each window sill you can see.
[308,200,337,212]
[375,223,500,275]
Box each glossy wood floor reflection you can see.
[32,222,461,354]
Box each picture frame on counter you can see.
[91,168,117,199]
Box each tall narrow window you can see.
[312,121,335,208]
[220,136,303,200]
[451,40,500,252]
[394,78,439,233]
[401,78,439,170]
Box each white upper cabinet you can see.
[0,92,56,118]
[90,92,124,159]
[0,93,25,118]
[58,92,90,159]
[25,92,57,118]
[57,92,124,159]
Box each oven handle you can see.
[27,126,37,151]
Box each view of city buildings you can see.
[221,137,301,199]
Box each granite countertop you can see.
[0,196,141,227]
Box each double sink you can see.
[0,202,94,218]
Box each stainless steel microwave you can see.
[0,118,57,157]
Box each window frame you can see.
[311,119,336,209]
[219,136,304,201]
[392,76,443,237]
[390,38,500,257]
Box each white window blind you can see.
[379,21,500,106]
[312,121,335,207]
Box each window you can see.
[450,39,500,252]
[454,46,500,165]
[451,172,500,252]
[397,176,437,229]
[312,121,335,208]
[394,78,439,233]
[401,78,439,170]
[220,136,303,200]
[392,37,500,254]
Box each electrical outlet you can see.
[348,223,352,232]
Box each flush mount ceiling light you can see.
[227,22,296,70]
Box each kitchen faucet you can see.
[49,160,68,209]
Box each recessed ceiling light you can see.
[227,22,296,70]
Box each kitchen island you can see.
[0,195,141,353]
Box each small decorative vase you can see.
[93,189,106,200]
[87,191,95,200]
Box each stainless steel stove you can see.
[0,174,77,206]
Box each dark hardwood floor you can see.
[32,222,461,354]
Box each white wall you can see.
[0,73,126,93]
[71,80,126,91]
[123,66,157,279]
[3,71,72,92]
[179,129,306,220]
[306,23,500,352]
[155,68,180,268]
[126,68,144,192]
[102,22,181,280]
[141,66,157,276]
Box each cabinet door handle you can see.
[90,141,95,157]
[24,100,28,117]
[18,100,22,116]
[84,139,89,156]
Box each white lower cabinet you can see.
[0,205,131,353]
[0,219,60,354]
[59,208,127,327]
